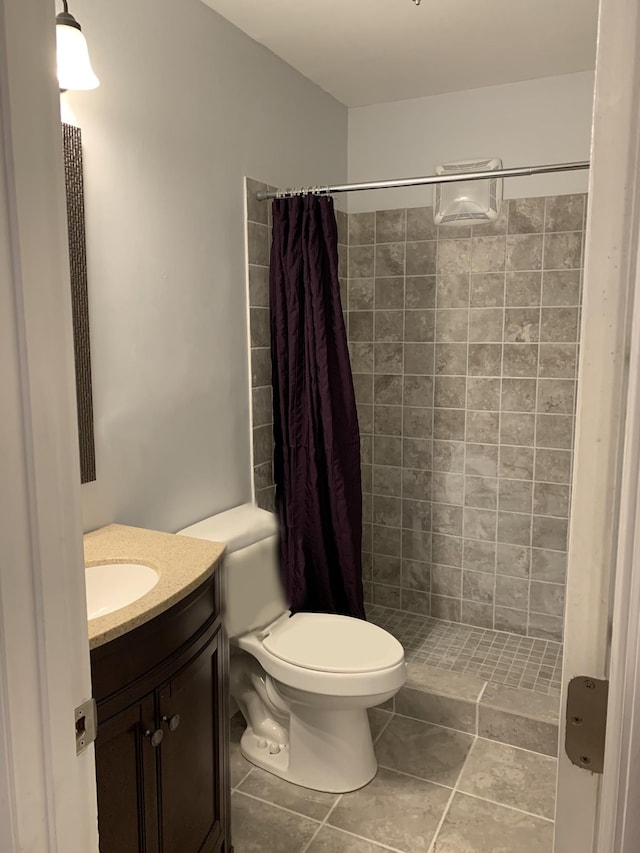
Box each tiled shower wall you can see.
[347,195,585,642]
[246,178,275,511]
[245,179,348,511]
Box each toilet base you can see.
[239,704,378,793]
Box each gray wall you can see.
[348,72,594,211]
[66,0,347,533]
[346,195,585,642]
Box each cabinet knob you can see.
[144,728,164,747]
[162,714,181,732]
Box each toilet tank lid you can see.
[178,503,279,553]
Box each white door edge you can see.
[596,239,640,852]
[555,0,640,851]
[0,0,98,850]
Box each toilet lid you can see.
[262,613,404,673]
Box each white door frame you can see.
[596,229,640,853]
[555,0,640,851]
[0,0,98,850]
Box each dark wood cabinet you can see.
[158,633,223,853]
[91,572,231,853]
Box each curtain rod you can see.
[255,160,590,201]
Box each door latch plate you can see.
[75,698,97,755]
[565,676,608,773]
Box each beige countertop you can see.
[84,523,225,650]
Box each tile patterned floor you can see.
[367,605,563,696]
[230,710,557,852]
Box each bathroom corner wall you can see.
[348,194,586,642]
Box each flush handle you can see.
[162,714,181,732]
[145,728,164,748]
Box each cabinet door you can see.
[158,631,224,853]
[95,694,160,853]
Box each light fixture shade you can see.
[56,23,99,91]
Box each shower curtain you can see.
[269,194,365,619]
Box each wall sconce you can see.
[56,0,99,91]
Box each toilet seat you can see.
[263,612,404,673]
[236,612,406,697]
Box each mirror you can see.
[62,122,96,483]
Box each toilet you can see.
[179,503,406,793]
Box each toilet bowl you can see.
[179,503,406,793]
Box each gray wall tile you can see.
[462,539,496,571]
[467,378,500,411]
[437,273,470,308]
[545,194,585,233]
[470,272,505,307]
[406,275,436,308]
[406,241,437,276]
[544,232,583,270]
[505,271,542,306]
[376,209,406,243]
[376,243,405,276]
[466,410,500,443]
[461,600,494,628]
[540,307,579,342]
[471,236,506,272]
[506,234,543,271]
[402,558,431,591]
[469,308,503,342]
[496,543,530,578]
[407,206,438,241]
[343,195,584,639]
[375,276,404,308]
[349,211,375,246]
[438,239,471,274]
[405,309,435,342]
[542,270,581,306]
[432,533,463,567]
[376,374,404,404]
[509,198,545,234]
[349,245,375,277]
[349,277,374,310]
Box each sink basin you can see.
[85,562,160,620]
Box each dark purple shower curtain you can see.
[269,194,365,619]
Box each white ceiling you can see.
[201,0,598,107]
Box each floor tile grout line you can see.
[231,766,254,793]
[232,789,323,824]
[475,679,489,734]
[427,731,477,853]
[376,762,458,793]
[300,793,344,853]
[373,709,395,744]
[453,789,555,824]
[316,822,409,853]
[476,679,490,703]
[391,710,477,739]
[427,786,457,853]
[474,732,558,758]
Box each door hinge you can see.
[565,676,609,773]
[75,698,97,755]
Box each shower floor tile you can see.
[366,604,563,696]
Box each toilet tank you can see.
[178,503,288,638]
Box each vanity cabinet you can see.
[90,571,231,853]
